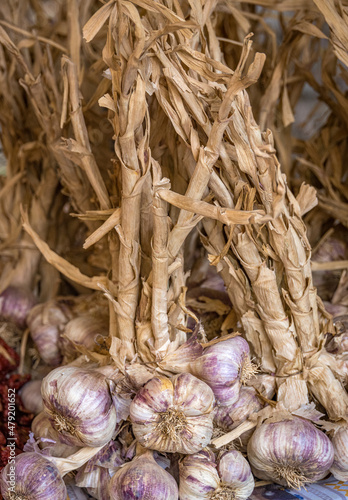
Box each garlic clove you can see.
[130,373,215,454]
[41,366,117,447]
[0,452,67,499]
[108,451,178,500]
[247,416,334,489]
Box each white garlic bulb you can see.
[179,450,219,499]
[218,450,255,499]
[247,416,334,488]
[214,387,263,430]
[179,449,254,500]
[330,427,348,480]
[108,451,178,499]
[191,336,255,406]
[60,315,109,357]
[19,380,44,415]
[41,366,117,447]
[130,373,215,454]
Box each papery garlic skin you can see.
[179,450,220,499]
[247,417,334,488]
[19,380,43,414]
[330,427,348,480]
[32,412,81,457]
[130,373,215,454]
[0,452,66,499]
[41,366,117,447]
[218,450,254,499]
[76,440,124,500]
[191,336,253,406]
[108,451,178,500]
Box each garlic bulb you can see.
[41,366,117,447]
[0,452,67,499]
[247,416,334,488]
[130,373,215,454]
[179,450,219,499]
[32,412,81,458]
[19,380,44,415]
[28,299,73,365]
[0,286,36,328]
[191,336,255,406]
[108,450,178,500]
[60,315,109,357]
[214,387,263,430]
[218,450,255,499]
[179,449,254,500]
[330,427,348,480]
[214,387,263,450]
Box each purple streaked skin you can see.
[0,452,66,500]
[192,336,250,405]
[218,450,252,483]
[42,367,116,446]
[130,374,214,454]
[179,452,219,497]
[248,417,334,485]
[214,387,263,430]
[109,453,178,500]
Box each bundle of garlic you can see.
[1,0,348,496]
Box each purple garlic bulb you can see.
[108,451,178,499]
[0,452,66,499]
[247,416,334,489]
[41,366,117,447]
[191,336,255,405]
